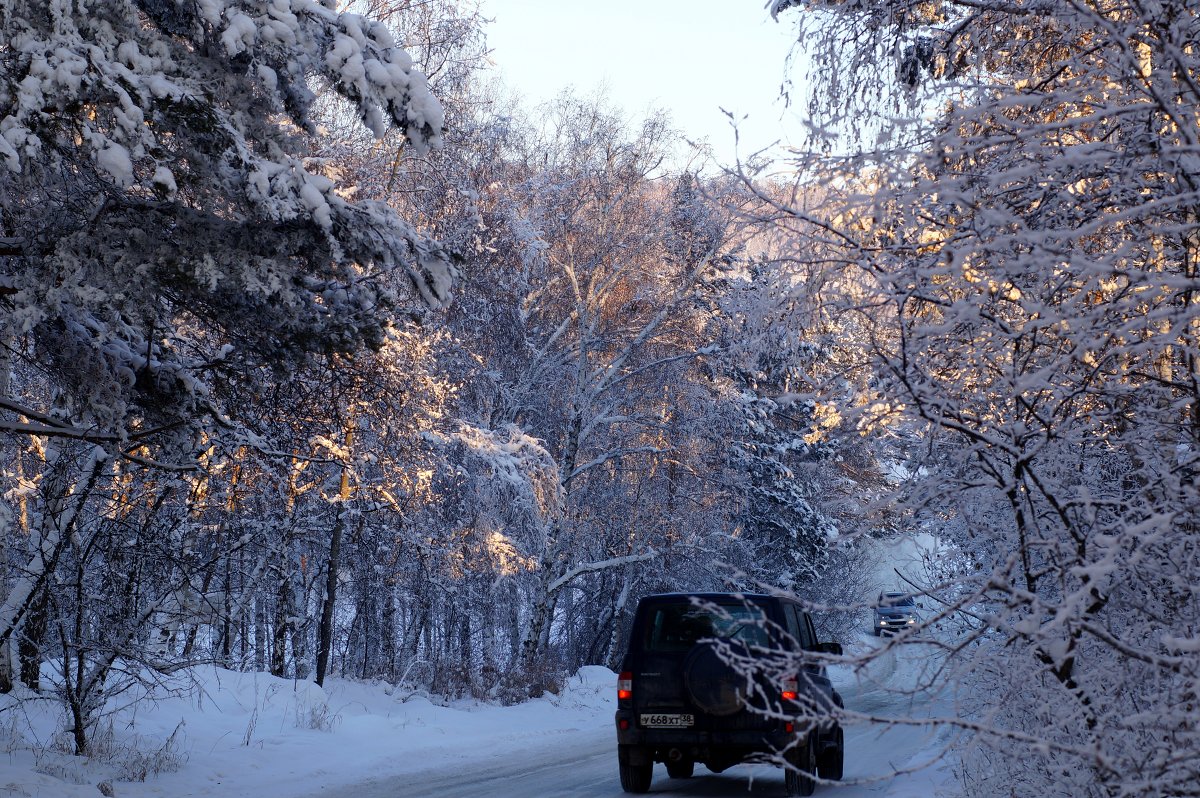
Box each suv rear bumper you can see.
[615,709,796,756]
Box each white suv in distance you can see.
[873,592,920,635]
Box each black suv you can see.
[614,592,845,795]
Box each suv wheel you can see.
[784,734,817,797]
[818,727,844,781]
[619,760,652,793]
[666,759,694,779]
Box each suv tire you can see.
[784,734,817,797]
[619,760,652,793]
[818,727,844,781]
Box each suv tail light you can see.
[782,676,798,701]
[618,671,633,700]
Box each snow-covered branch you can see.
[546,549,659,595]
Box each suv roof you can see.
[635,591,781,601]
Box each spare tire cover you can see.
[683,641,747,716]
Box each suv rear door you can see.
[626,595,787,729]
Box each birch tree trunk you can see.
[315,418,353,687]
[0,441,107,694]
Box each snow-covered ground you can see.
[0,663,612,798]
[0,636,959,797]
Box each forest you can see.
[1,0,1198,796]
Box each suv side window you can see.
[783,605,802,650]
[784,604,814,650]
[803,612,819,650]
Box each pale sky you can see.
[481,0,803,168]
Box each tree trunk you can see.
[183,527,224,659]
[254,595,266,671]
[0,443,105,664]
[271,559,291,677]
[17,585,47,691]
[220,562,233,666]
[315,512,343,687]
[381,590,397,681]
[291,609,310,679]
[401,594,428,670]
[520,558,562,675]
[458,611,471,678]
[508,582,521,666]
[316,419,353,687]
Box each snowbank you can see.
[0,665,617,798]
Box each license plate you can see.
[640,713,694,728]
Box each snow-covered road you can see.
[302,635,952,798]
[312,733,617,798]
[312,721,937,798]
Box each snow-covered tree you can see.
[381,94,752,686]
[0,0,450,444]
[770,0,1200,793]
[721,266,839,587]
[0,0,451,750]
[703,230,890,641]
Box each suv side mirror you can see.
[815,641,842,656]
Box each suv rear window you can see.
[642,601,769,652]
